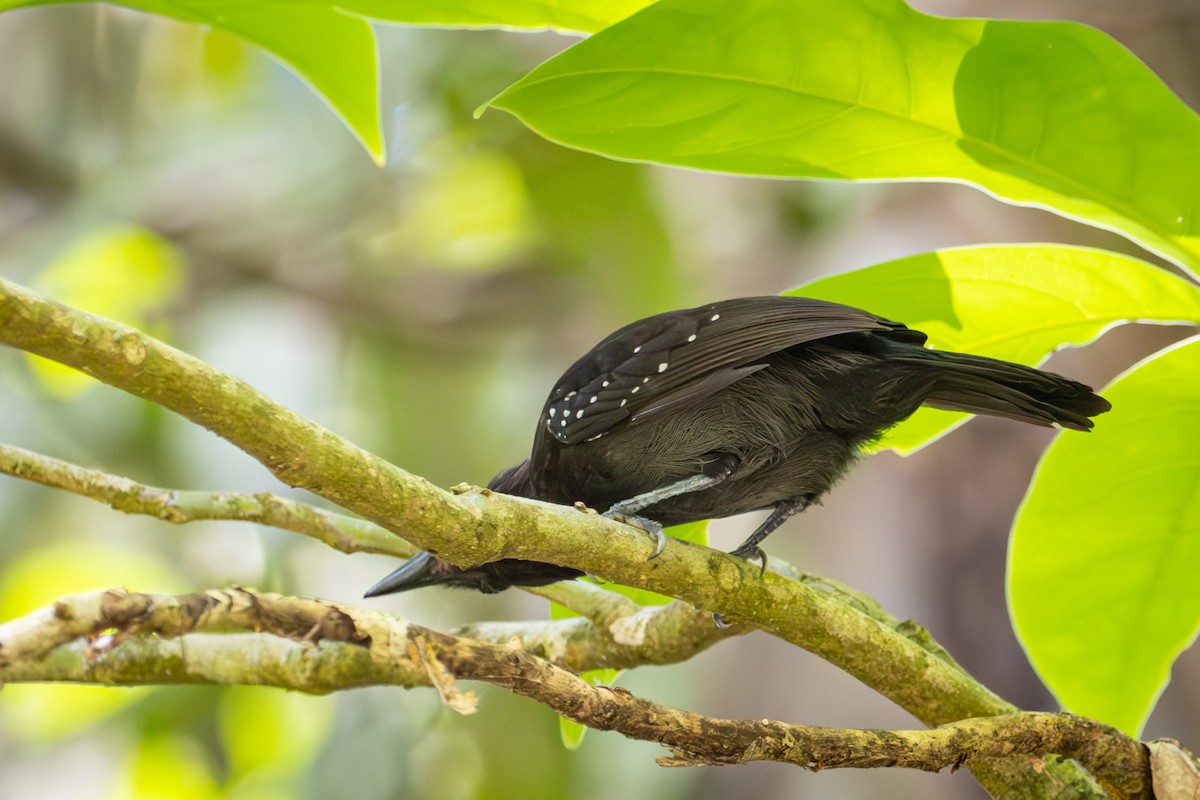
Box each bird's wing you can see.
[542,296,924,445]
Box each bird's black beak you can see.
[363,552,436,598]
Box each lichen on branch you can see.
[0,587,1156,798]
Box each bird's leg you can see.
[603,455,738,559]
[604,473,724,558]
[728,494,815,567]
[713,496,813,628]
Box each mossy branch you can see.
[0,588,1158,800]
[0,441,747,666]
[0,443,413,557]
[0,276,1133,797]
[0,277,1006,722]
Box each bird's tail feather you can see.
[904,350,1110,430]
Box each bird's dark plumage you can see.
[364,296,1110,598]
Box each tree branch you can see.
[431,630,1149,800]
[0,278,1005,719]
[0,443,413,557]
[0,439,956,676]
[0,588,1154,799]
[0,441,744,666]
[0,277,1109,796]
[0,442,955,678]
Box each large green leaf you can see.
[489,0,1200,273]
[1009,336,1200,736]
[0,0,383,162]
[340,0,652,33]
[792,245,1200,454]
[0,0,659,165]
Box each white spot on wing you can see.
[576,409,585,419]
[711,313,720,321]
[620,399,627,407]
[658,362,668,373]
[687,334,697,342]
[549,408,557,417]
[589,396,597,404]
[631,386,640,394]
[633,345,641,353]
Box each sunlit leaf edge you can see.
[1007,334,1200,736]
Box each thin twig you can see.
[0,443,412,557]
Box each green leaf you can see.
[0,0,663,165]
[559,717,588,750]
[1009,336,1200,736]
[0,0,383,163]
[339,0,654,33]
[557,667,620,749]
[793,244,1200,454]
[489,0,1200,273]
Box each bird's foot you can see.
[602,509,667,559]
[710,546,770,627]
[729,543,768,575]
[712,612,734,629]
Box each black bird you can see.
[365,296,1110,597]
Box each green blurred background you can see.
[0,2,1197,798]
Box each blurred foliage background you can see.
[0,2,1198,799]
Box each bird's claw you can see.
[603,509,667,560]
[729,544,768,575]
[647,524,667,559]
[709,546,768,627]
[712,612,734,629]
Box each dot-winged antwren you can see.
[365,296,1109,597]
